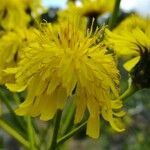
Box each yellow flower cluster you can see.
[0,29,35,84]
[0,0,44,84]
[6,18,125,138]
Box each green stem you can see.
[0,89,15,114]
[40,120,51,146]
[0,100,2,115]
[13,93,20,105]
[120,84,138,100]
[61,103,75,135]
[57,121,87,146]
[27,117,36,150]
[49,109,62,150]
[0,119,30,148]
[0,89,25,131]
[108,0,121,30]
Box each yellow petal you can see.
[15,106,29,116]
[4,68,18,74]
[39,94,57,121]
[6,83,27,92]
[74,94,86,123]
[47,77,59,95]
[111,99,123,109]
[86,115,100,138]
[110,118,125,132]
[123,56,140,72]
[113,110,126,117]
[56,87,67,109]
[86,98,100,138]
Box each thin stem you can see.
[0,119,30,148]
[108,0,121,30]
[40,120,52,146]
[0,89,15,114]
[57,121,87,146]
[61,103,75,135]
[0,89,25,131]
[13,93,20,105]
[120,84,138,100]
[0,100,2,115]
[49,109,62,150]
[27,117,36,150]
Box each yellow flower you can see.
[6,19,125,138]
[80,0,115,17]
[106,15,150,71]
[58,0,115,20]
[0,0,30,30]
[0,28,35,84]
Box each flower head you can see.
[107,15,150,57]
[80,0,115,17]
[114,15,149,34]
[106,15,150,88]
[58,0,115,20]
[6,18,125,138]
[0,28,35,84]
[0,0,30,30]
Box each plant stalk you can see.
[120,83,138,100]
[0,119,30,148]
[108,0,121,30]
[49,109,62,150]
[57,121,87,146]
[0,89,25,131]
[61,103,75,136]
[27,117,36,150]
